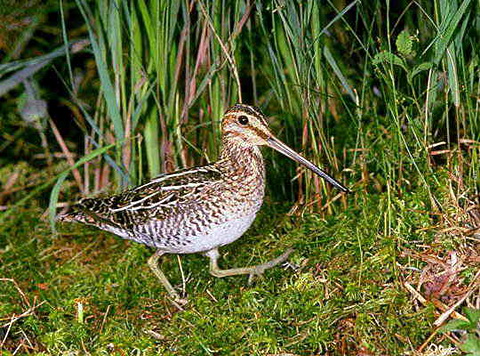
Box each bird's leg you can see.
[205,248,294,285]
[147,250,187,306]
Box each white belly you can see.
[164,213,257,254]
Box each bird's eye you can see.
[238,115,249,125]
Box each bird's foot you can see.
[247,248,294,285]
[169,296,188,310]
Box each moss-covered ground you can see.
[3,183,468,355]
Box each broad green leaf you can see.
[324,46,356,102]
[460,334,480,354]
[440,318,473,332]
[465,308,480,324]
[432,0,472,65]
[396,30,413,57]
[372,52,407,71]
[408,62,434,82]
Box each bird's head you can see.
[221,104,350,193]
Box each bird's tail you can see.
[56,207,97,225]
[56,203,113,228]
[56,211,79,223]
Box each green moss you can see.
[0,187,450,354]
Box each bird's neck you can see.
[216,135,266,213]
[217,136,265,179]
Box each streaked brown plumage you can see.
[58,104,349,304]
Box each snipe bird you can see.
[58,104,350,303]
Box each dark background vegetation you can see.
[0,0,479,354]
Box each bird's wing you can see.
[71,165,223,226]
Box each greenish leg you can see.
[147,250,187,306]
[205,248,294,284]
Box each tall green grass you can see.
[71,0,247,186]
[59,0,479,212]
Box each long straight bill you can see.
[267,137,351,193]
